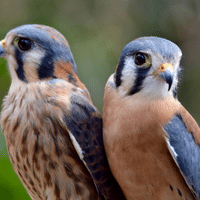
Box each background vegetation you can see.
[0,0,199,199]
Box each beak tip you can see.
[159,70,173,91]
[168,82,172,91]
[0,47,6,58]
[158,63,174,91]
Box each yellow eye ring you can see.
[133,53,151,68]
[13,37,32,51]
[13,37,19,45]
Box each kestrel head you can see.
[113,37,182,99]
[0,24,77,83]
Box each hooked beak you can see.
[0,40,6,58]
[157,63,174,91]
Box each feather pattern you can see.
[0,24,126,200]
[164,112,200,198]
[103,37,200,200]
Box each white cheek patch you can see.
[119,56,137,96]
[7,54,18,79]
[23,48,46,82]
[141,75,170,99]
[23,48,45,65]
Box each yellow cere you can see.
[0,39,6,47]
[159,63,174,72]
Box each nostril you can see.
[160,64,165,71]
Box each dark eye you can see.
[134,53,146,65]
[134,53,151,68]
[18,38,32,51]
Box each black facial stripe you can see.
[38,53,54,79]
[115,55,125,87]
[115,51,137,87]
[15,49,27,82]
[128,67,150,95]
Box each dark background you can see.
[0,0,199,199]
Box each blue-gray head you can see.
[0,24,77,83]
[114,37,182,99]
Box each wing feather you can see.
[164,114,200,198]
[64,91,126,200]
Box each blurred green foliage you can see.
[0,0,199,199]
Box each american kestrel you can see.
[0,24,125,200]
[103,37,200,200]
